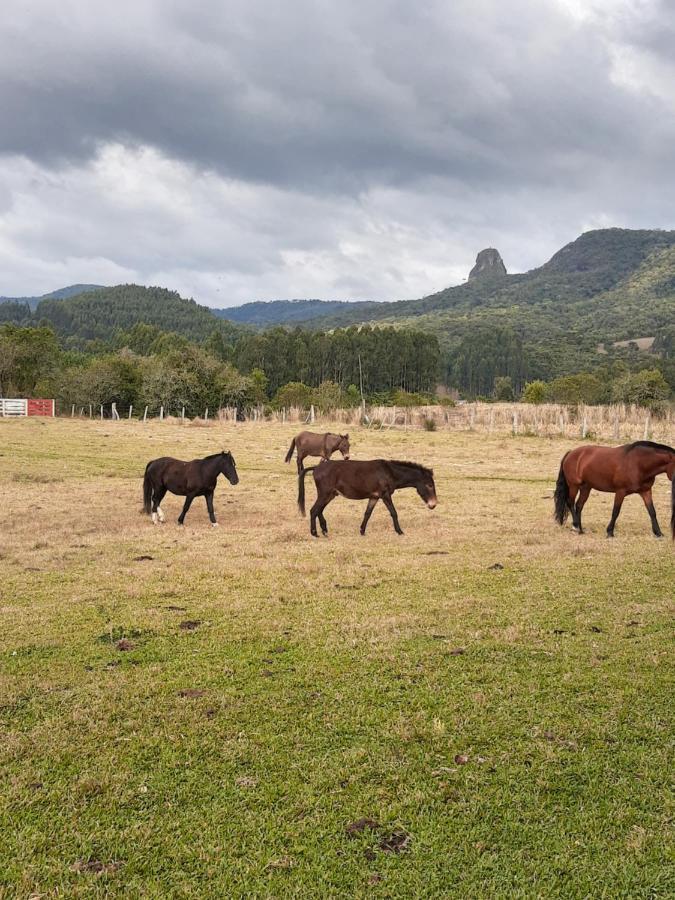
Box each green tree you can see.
[249,368,269,404]
[493,376,514,401]
[274,382,313,409]
[611,368,670,408]
[548,373,605,405]
[521,380,548,404]
[312,380,344,412]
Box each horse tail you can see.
[142,464,153,515]
[670,475,675,539]
[298,465,318,516]
[285,437,296,463]
[553,455,571,526]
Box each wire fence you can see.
[57,400,674,442]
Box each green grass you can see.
[0,419,673,897]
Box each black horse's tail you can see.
[554,456,571,526]
[670,475,675,539]
[142,465,153,515]
[298,465,318,516]
[285,437,296,463]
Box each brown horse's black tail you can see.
[554,458,571,526]
[670,475,675,539]
[142,465,153,515]
[285,437,296,463]
[298,465,318,516]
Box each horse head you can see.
[416,469,438,509]
[219,450,239,485]
[338,433,350,460]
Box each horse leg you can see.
[606,490,626,538]
[152,486,167,524]
[567,481,581,531]
[382,493,403,535]
[639,488,663,538]
[313,493,336,537]
[205,491,218,527]
[360,498,378,535]
[574,485,591,534]
[177,494,195,525]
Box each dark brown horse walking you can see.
[285,430,350,474]
[554,441,675,538]
[299,459,437,537]
[143,451,239,526]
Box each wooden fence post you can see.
[204,408,208,421]
[143,406,148,423]
[160,405,164,421]
[181,407,185,422]
[71,405,75,417]
[512,411,518,435]
[100,405,104,420]
[643,412,650,440]
[128,405,133,419]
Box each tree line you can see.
[0,322,441,416]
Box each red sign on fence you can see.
[27,398,55,417]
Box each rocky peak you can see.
[468,248,507,281]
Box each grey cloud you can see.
[0,0,674,305]
[1,0,671,192]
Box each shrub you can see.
[521,380,548,404]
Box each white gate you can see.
[0,398,28,416]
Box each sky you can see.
[1,0,674,307]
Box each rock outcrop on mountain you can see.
[468,248,507,280]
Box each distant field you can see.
[1,419,673,897]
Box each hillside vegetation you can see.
[30,285,244,346]
[214,298,378,326]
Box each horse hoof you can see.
[606,533,614,539]
[211,523,219,528]
[653,533,663,539]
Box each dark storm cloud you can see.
[1,0,668,191]
[1,0,674,305]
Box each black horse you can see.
[143,451,239,526]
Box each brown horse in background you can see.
[554,441,675,538]
[299,459,437,537]
[285,430,350,474]
[143,451,239,526]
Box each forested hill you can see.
[30,284,243,344]
[0,284,105,310]
[213,298,379,326]
[296,228,675,329]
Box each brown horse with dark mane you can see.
[298,459,437,537]
[143,451,239,526]
[554,441,675,538]
[285,430,350,473]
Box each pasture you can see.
[1,418,673,898]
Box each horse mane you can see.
[626,440,675,455]
[388,460,434,477]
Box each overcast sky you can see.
[1,0,674,307]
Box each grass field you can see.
[1,418,673,898]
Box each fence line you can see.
[46,401,674,442]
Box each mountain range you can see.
[1,228,673,382]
